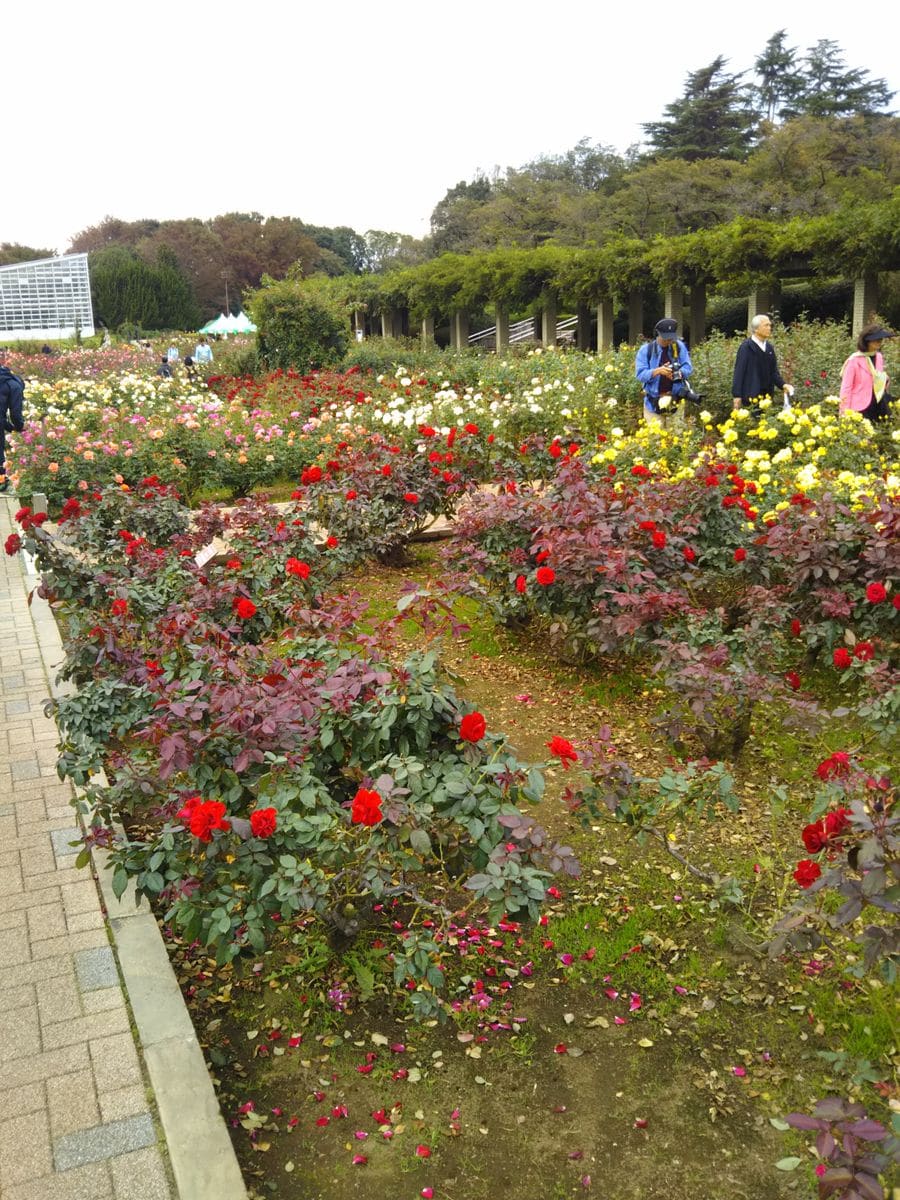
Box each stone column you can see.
[541,293,558,347]
[689,284,707,346]
[495,304,510,351]
[664,287,684,322]
[353,310,366,337]
[628,291,644,344]
[380,309,396,339]
[576,304,592,351]
[421,315,435,347]
[852,273,879,337]
[748,284,780,320]
[597,299,614,351]
[451,310,469,349]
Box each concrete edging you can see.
[21,557,248,1200]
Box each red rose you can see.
[4,533,21,556]
[536,567,556,586]
[607,465,617,477]
[790,619,802,636]
[111,598,128,616]
[816,752,851,782]
[893,595,900,611]
[785,670,801,691]
[854,641,874,661]
[704,474,720,488]
[651,530,667,549]
[176,794,202,823]
[515,575,527,594]
[639,520,656,531]
[381,464,392,477]
[226,558,242,570]
[351,787,383,826]
[733,548,746,563]
[250,807,278,838]
[326,536,339,549]
[801,821,827,854]
[235,598,257,620]
[832,648,852,670]
[824,807,850,838]
[547,736,578,769]
[465,423,479,435]
[549,442,563,459]
[793,859,822,889]
[403,492,419,504]
[865,582,887,604]
[190,800,231,843]
[345,490,358,500]
[535,550,551,563]
[286,558,311,579]
[683,546,696,563]
[460,712,487,742]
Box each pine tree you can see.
[796,40,894,118]
[642,57,756,161]
[752,30,806,122]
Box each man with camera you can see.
[635,318,700,425]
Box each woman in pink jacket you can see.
[839,324,895,421]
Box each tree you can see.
[0,243,56,265]
[795,40,894,119]
[642,57,756,161]
[429,176,494,254]
[752,30,806,123]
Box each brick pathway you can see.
[0,499,173,1200]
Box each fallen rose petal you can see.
[614,1017,627,1026]
[732,1066,747,1077]
[415,1143,432,1158]
[629,993,642,1012]
[580,1175,592,1189]
[315,1117,329,1127]
[568,1150,584,1160]
[352,1154,367,1166]
[353,1130,368,1140]
[421,1189,435,1199]
[604,988,619,1000]
[554,1043,568,1054]
[634,1118,648,1129]
[674,986,687,995]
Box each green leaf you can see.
[409,829,431,856]
[774,1157,801,1171]
[111,867,129,900]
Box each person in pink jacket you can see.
[839,324,895,421]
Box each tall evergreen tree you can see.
[642,57,756,160]
[752,30,806,122]
[796,40,894,118]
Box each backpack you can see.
[0,367,26,432]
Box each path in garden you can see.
[0,498,175,1200]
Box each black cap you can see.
[862,327,895,343]
[654,318,678,337]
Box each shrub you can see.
[249,279,347,371]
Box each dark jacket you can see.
[0,368,25,433]
[732,338,785,402]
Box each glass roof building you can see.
[0,253,94,341]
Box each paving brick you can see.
[2,1160,114,1200]
[46,1069,100,1138]
[66,908,105,935]
[26,899,67,942]
[42,1007,130,1051]
[10,759,41,782]
[13,798,49,826]
[89,1033,143,1093]
[81,988,126,1017]
[0,1043,91,1090]
[109,1146,170,1200]
[32,929,109,961]
[97,1084,149,1124]
[75,946,119,991]
[49,828,83,858]
[53,1113,156,1171]
[37,973,84,1025]
[0,1000,41,1062]
[0,1109,53,1188]
[0,882,62,914]
[60,880,101,917]
[0,924,30,966]
[0,1081,45,1120]
[19,844,57,876]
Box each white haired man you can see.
[732,314,794,410]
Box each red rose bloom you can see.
[465,423,479,435]
[801,821,827,853]
[536,567,556,586]
[733,548,747,563]
[250,807,278,838]
[893,595,900,611]
[816,752,851,782]
[832,648,852,670]
[176,794,202,823]
[381,464,392,477]
[824,807,851,838]
[235,598,257,620]
[326,536,339,549]
[4,533,21,556]
[226,558,242,569]
[547,736,578,769]
[784,670,801,691]
[111,598,128,616]
[683,546,696,563]
[865,582,887,604]
[403,492,419,504]
[286,558,311,579]
[793,859,822,889]
[345,490,358,500]
[351,787,383,826]
[460,712,487,742]
[515,575,527,594]
[190,800,231,843]
[651,530,667,549]
[639,520,656,531]
[790,619,802,636]
[854,641,874,661]
[549,442,563,459]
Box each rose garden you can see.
[4,324,898,1200]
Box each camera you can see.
[670,365,703,404]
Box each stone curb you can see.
[18,540,248,1200]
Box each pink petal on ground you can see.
[415,1144,432,1158]
[554,1043,568,1054]
[614,1017,627,1026]
[732,1066,747,1077]
[559,953,574,966]
[568,1150,584,1160]
[353,1130,368,1140]
[634,1118,648,1129]
[421,1189,435,1199]
[580,1175,592,1189]
[629,993,642,1012]
[604,988,619,1000]
[352,1154,368,1166]
[674,986,687,995]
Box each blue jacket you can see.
[635,339,693,407]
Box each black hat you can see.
[862,327,895,343]
[654,318,678,336]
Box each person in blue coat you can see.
[732,314,794,410]
[635,318,695,424]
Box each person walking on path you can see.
[0,353,26,493]
[839,324,895,422]
[732,314,794,410]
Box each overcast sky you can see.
[7,0,899,254]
